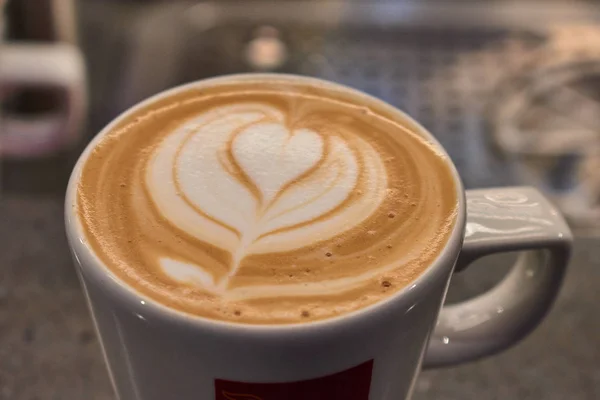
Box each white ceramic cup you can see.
[0,0,86,157]
[65,74,572,400]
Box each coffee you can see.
[76,76,457,324]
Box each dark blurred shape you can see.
[4,0,65,127]
[1,0,84,191]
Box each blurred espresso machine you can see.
[34,0,600,235]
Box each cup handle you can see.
[423,186,572,368]
[0,43,86,157]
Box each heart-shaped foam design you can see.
[231,122,324,205]
[146,102,389,292]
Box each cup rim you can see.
[65,73,466,338]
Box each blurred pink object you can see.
[0,0,86,158]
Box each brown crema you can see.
[77,77,458,325]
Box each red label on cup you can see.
[214,360,373,400]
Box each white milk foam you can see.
[147,103,388,298]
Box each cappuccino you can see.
[76,76,457,324]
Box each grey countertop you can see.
[1,1,600,399]
[0,179,599,399]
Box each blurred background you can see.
[0,0,598,399]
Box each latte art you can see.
[150,103,388,298]
[77,77,458,324]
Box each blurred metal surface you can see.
[6,0,78,43]
[79,0,600,235]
